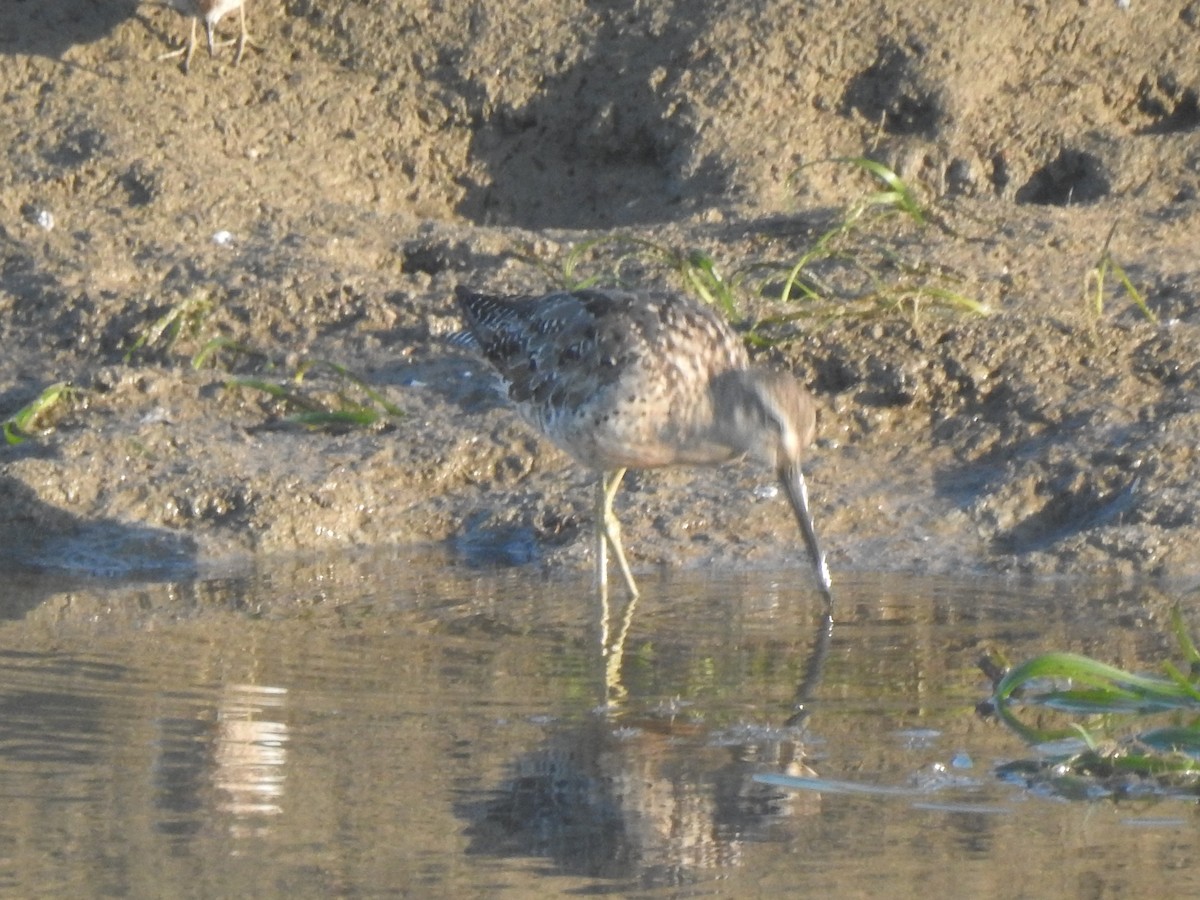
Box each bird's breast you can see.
[527,377,741,470]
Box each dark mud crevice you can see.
[455,2,726,228]
[841,39,943,138]
[1016,149,1111,206]
[1135,75,1200,135]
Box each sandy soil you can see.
[2,0,1199,587]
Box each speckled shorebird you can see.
[455,286,833,606]
[158,0,250,73]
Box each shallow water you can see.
[0,552,1195,898]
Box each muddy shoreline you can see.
[3,2,1199,586]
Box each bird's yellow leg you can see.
[596,468,638,661]
[595,474,611,650]
[594,472,611,595]
[184,19,198,72]
[601,468,640,599]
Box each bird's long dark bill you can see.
[780,464,834,605]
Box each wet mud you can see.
[2,1,1199,583]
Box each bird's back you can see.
[456,287,751,470]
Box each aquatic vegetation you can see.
[982,606,1200,798]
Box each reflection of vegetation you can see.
[982,606,1200,797]
[2,381,75,445]
[519,157,989,340]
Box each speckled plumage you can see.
[456,286,832,604]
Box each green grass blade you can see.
[191,337,270,370]
[229,377,326,413]
[1110,258,1158,324]
[681,250,739,319]
[1085,223,1157,325]
[833,156,925,223]
[289,408,380,429]
[3,382,73,445]
[1162,661,1200,701]
[298,360,405,418]
[919,287,992,316]
[991,644,1200,746]
[229,359,403,431]
[995,651,1194,706]
[124,294,213,362]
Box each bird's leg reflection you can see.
[602,587,639,705]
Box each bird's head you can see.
[712,368,818,469]
[713,368,832,603]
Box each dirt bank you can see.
[2,0,1199,586]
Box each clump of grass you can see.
[3,382,75,445]
[777,156,930,308]
[124,292,215,363]
[228,358,404,431]
[1085,222,1158,326]
[753,157,989,332]
[518,158,988,334]
[190,336,273,371]
[526,234,739,320]
[982,605,1200,797]
[122,296,402,432]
